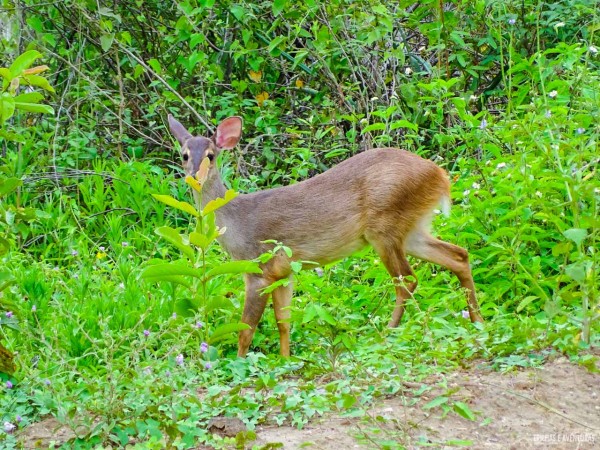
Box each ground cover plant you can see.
[1,0,599,448]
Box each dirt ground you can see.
[14,357,600,449]
[256,357,599,449]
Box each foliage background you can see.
[0,0,599,448]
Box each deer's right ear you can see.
[214,116,243,149]
[168,114,193,146]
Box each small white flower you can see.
[589,45,598,55]
[554,22,565,28]
[496,162,507,169]
[535,191,543,198]
[370,97,379,102]
[472,182,481,190]
[404,67,413,76]
[4,422,16,433]
[594,188,600,195]
[463,189,471,197]
[469,94,478,102]
[548,90,558,98]
[118,283,125,289]
[545,110,552,118]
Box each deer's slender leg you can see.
[272,276,293,357]
[406,231,483,322]
[369,236,418,327]
[238,274,269,357]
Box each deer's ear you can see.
[214,116,242,149]
[168,115,193,146]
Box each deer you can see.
[167,114,484,357]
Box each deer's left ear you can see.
[168,115,193,146]
[214,116,242,149]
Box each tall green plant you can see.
[141,161,261,353]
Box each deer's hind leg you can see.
[406,230,483,323]
[367,234,418,328]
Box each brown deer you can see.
[168,114,483,357]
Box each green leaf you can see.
[0,94,16,123]
[100,33,115,52]
[22,75,55,93]
[153,275,192,289]
[314,304,336,325]
[189,231,212,251]
[516,296,538,313]
[424,396,448,409]
[9,50,42,76]
[141,262,201,282]
[205,296,234,314]
[14,92,43,103]
[0,270,15,286]
[155,226,196,261]
[204,260,262,281]
[174,297,200,317]
[152,194,199,217]
[0,236,9,256]
[209,322,250,344]
[272,0,287,16]
[340,394,357,409]
[14,102,54,115]
[302,304,318,323]
[390,119,418,131]
[362,123,386,133]
[230,5,246,21]
[202,189,238,215]
[565,262,586,283]
[453,401,476,421]
[148,58,162,74]
[563,228,588,246]
[0,178,23,197]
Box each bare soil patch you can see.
[256,357,599,449]
[15,358,599,449]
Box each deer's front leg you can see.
[238,274,269,357]
[272,276,293,357]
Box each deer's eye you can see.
[183,154,189,162]
[207,153,214,161]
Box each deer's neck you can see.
[198,172,248,258]
[201,172,227,209]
